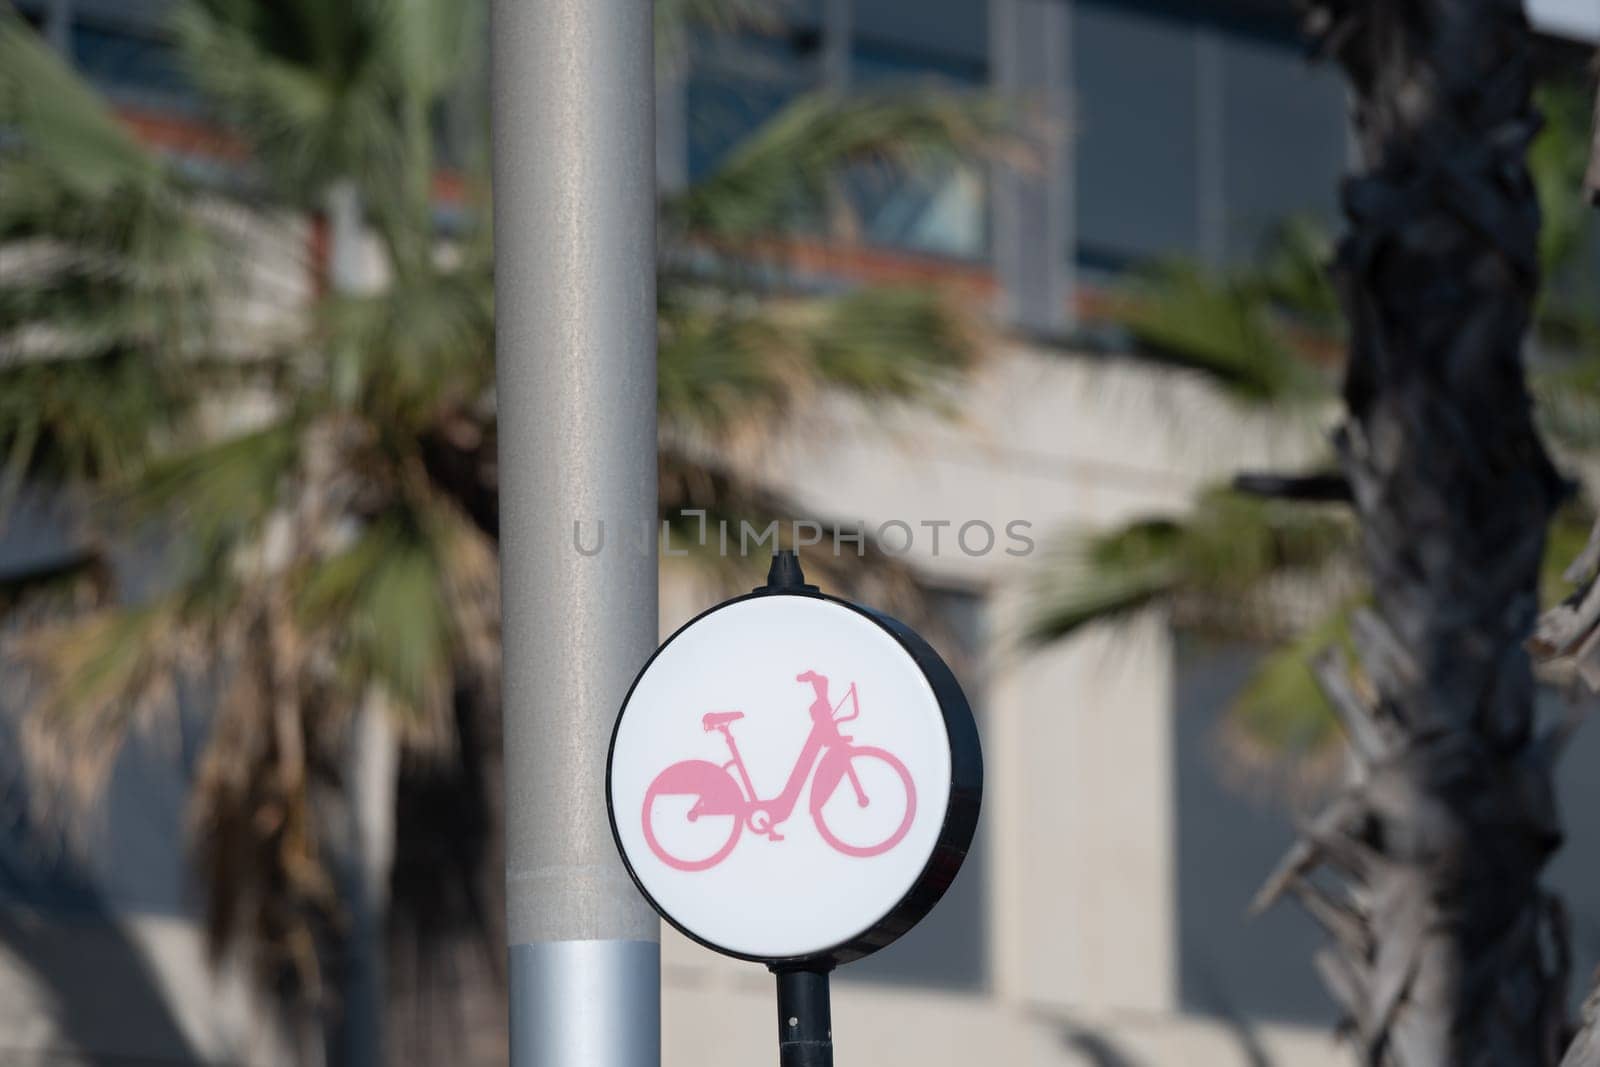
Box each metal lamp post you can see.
[490,0,661,1064]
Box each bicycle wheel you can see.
[641,760,744,872]
[811,746,917,858]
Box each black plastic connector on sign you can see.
[760,549,819,594]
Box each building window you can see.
[1073,0,1202,269]
[680,0,990,262]
[686,18,823,183]
[849,0,990,260]
[852,0,988,84]
[1072,1,1346,271]
[1217,31,1346,261]
[71,22,193,111]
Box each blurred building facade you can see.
[3,1,1600,1065]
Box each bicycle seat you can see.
[702,711,744,731]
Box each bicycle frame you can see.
[711,704,850,833]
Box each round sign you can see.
[607,571,981,967]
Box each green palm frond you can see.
[0,351,186,485]
[1111,261,1329,406]
[321,262,494,424]
[658,303,796,432]
[1251,216,1342,334]
[381,0,481,104]
[4,3,997,1023]
[806,285,977,395]
[298,514,451,725]
[0,150,216,350]
[1532,353,1600,457]
[1542,504,1597,609]
[297,494,495,735]
[173,0,481,268]
[173,0,405,200]
[0,13,217,482]
[665,88,1010,243]
[1532,81,1597,282]
[132,420,303,573]
[1027,487,1355,643]
[0,13,159,198]
[1528,79,1600,349]
[1026,518,1190,640]
[659,284,978,438]
[1223,606,1354,761]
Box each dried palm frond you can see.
[8,600,202,818]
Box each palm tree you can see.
[1227,4,1592,1056]
[1031,2,1600,1062]
[0,3,999,1063]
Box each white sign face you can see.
[608,594,954,961]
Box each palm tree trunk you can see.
[1257,2,1570,1063]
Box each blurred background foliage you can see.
[1027,76,1600,782]
[1,0,1598,1061]
[0,0,1002,1055]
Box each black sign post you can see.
[775,963,834,1067]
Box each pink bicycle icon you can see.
[641,670,917,872]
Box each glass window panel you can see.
[1073,0,1201,266]
[1219,33,1346,261]
[71,23,192,107]
[686,31,819,181]
[783,0,823,31]
[847,161,989,259]
[847,0,989,259]
[853,0,988,79]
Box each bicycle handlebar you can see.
[832,682,861,724]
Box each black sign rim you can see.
[605,585,983,969]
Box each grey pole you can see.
[491,1,661,1065]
